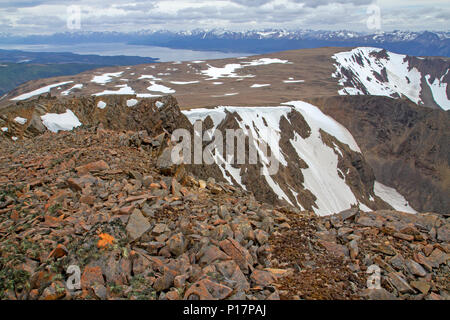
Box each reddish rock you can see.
[410,280,430,295]
[81,266,105,289]
[184,279,232,300]
[80,195,95,205]
[250,270,276,287]
[219,238,253,273]
[167,232,187,256]
[393,232,414,242]
[387,272,414,294]
[153,272,174,292]
[319,240,349,258]
[40,282,66,300]
[427,248,448,267]
[47,244,68,260]
[76,160,110,174]
[199,245,230,266]
[216,260,250,291]
[184,280,213,300]
[166,290,180,300]
[43,215,63,228]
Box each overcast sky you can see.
[0,0,448,35]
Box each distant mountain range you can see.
[1,29,449,57]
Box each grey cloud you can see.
[0,0,446,34]
[291,0,373,8]
[229,0,273,6]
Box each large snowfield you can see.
[183,101,415,216]
[332,47,449,110]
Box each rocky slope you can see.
[0,120,448,300]
[1,95,418,217]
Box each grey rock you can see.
[337,207,359,221]
[167,232,187,256]
[387,272,414,294]
[28,111,46,134]
[126,209,151,242]
[157,146,177,175]
[360,288,398,300]
[153,273,175,292]
[405,259,427,277]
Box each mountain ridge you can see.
[2,29,449,57]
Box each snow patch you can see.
[283,80,305,83]
[333,47,423,105]
[138,75,162,81]
[62,84,83,96]
[201,57,290,80]
[374,182,417,213]
[126,99,138,107]
[11,81,74,101]
[136,93,162,98]
[93,84,135,96]
[91,72,123,84]
[425,73,449,110]
[97,101,107,109]
[41,109,82,133]
[170,81,200,85]
[14,117,27,125]
[283,101,361,153]
[147,82,175,94]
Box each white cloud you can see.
[0,0,447,35]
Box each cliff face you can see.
[309,95,449,215]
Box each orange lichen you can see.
[97,233,115,248]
